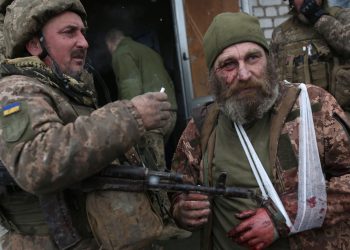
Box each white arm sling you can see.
[234,83,326,233]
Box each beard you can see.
[209,58,280,125]
[65,67,83,81]
[66,49,87,80]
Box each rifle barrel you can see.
[83,177,255,200]
[100,165,184,183]
[147,182,255,199]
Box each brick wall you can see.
[247,0,291,42]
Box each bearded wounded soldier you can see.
[170,12,350,250]
[0,0,172,249]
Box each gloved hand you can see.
[172,192,211,230]
[300,0,327,24]
[131,92,171,131]
[227,208,278,250]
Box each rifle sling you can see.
[269,85,300,179]
[39,193,82,250]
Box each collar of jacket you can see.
[1,56,97,107]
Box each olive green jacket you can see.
[111,37,178,165]
[112,37,177,109]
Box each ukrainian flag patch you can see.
[2,102,21,116]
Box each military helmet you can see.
[4,0,87,58]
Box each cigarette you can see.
[160,87,165,93]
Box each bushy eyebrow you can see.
[219,48,263,61]
[245,48,263,55]
[59,24,87,32]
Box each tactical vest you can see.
[276,7,350,114]
[0,61,105,249]
[0,102,96,249]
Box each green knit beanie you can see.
[203,12,269,70]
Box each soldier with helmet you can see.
[0,0,173,249]
[271,0,350,119]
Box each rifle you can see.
[0,163,256,199]
[80,164,256,200]
[0,163,256,249]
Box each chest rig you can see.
[276,8,350,114]
[278,18,332,90]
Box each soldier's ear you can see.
[26,37,43,56]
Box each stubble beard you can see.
[209,59,280,125]
[66,51,86,80]
[65,67,83,81]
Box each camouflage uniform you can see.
[0,53,147,249]
[170,83,350,250]
[270,6,350,118]
[112,36,178,170]
[0,0,13,62]
[0,0,184,248]
[0,14,5,62]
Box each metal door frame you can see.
[171,0,214,120]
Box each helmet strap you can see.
[38,33,49,60]
[38,32,70,86]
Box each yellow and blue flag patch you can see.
[2,102,21,116]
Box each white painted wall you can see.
[241,0,291,42]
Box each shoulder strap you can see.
[198,102,220,154]
[191,101,214,134]
[192,101,220,155]
[187,103,221,250]
[269,84,301,169]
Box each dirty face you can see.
[42,11,88,78]
[210,42,279,124]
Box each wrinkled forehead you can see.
[42,11,86,32]
[214,42,266,66]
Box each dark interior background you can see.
[81,0,187,167]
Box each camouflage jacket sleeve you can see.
[270,25,284,82]
[279,85,350,227]
[315,8,350,57]
[0,75,145,194]
[169,119,203,201]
